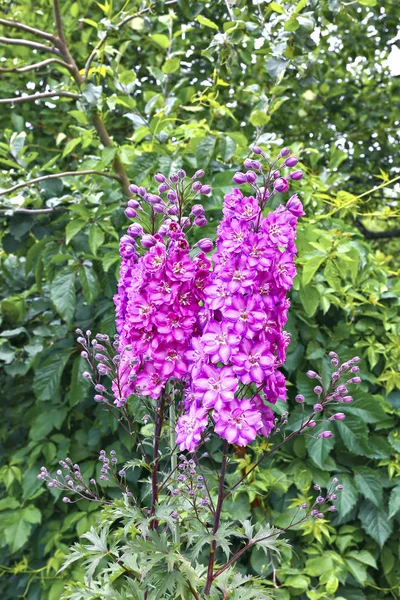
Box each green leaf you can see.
[219,136,237,162]
[150,33,170,49]
[162,57,180,74]
[358,0,377,5]
[358,501,393,548]
[50,269,76,323]
[299,285,319,317]
[302,255,326,285]
[388,485,400,519]
[78,264,100,304]
[335,418,370,455]
[196,15,219,30]
[249,110,271,127]
[33,349,72,401]
[102,251,121,273]
[1,505,41,553]
[344,558,367,585]
[62,137,81,158]
[347,550,377,569]
[354,467,383,506]
[66,219,86,245]
[88,224,105,255]
[196,135,217,168]
[305,424,335,469]
[334,474,358,517]
[324,260,341,291]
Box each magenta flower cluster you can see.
[177,167,304,450]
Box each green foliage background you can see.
[0,0,399,598]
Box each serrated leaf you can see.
[78,265,100,304]
[302,255,325,285]
[33,348,72,401]
[50,269,76,323]
[388,485,400,518]
[305,424,335,469]
[354,467,383,506]
[347,550,377,569]
[335,418,370,455]
[334,474,358,517]
[88,224,105,255]
[66,219,86,245]
[358,501,392,548]
[196,135,217,168]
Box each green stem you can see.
[168,383,180,545]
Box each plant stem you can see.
[150,395,165,529]
[204,439,229,596]
[168,384,180,544]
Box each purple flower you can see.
[194,364,238,409]
[231,340,274,384]
[176,403,208,452]
[274,178,289,193]
[201,321,241,364]
[214,398,263,446]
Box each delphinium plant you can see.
[38,146,362,600]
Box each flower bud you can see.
[124,207,137,219]
[246,171,257,183]
[244,158,254,169]
[153,203,165,214]
[295,394,305,403]
[62,497,71,503]
[316,496,325,504]
[290,170,303,180]
[146,193,162,205]
[336,484,343,490]
[127,199,140,209]
[194,216,207,227]
[129,184,138,194]
[192,181,203,192]
[301,503,308,509]
[286,194,305,217]
[167,205,179,216]
[334,413,345,420]
[318,431,333,438]
[177,169,186,179]
[342,395,353,403]
[170,173,179,183]
[329,505,336,511]
[200,185,211,195]
[82,371,91,378]
[196,238,213,252]
[308,420,317,428]
[285,156,299,167]
[314,386,323,395]
[154,173,165,183]
[232,172,247,184]
[274,177,289,193]
[158,182,170,193]
[141,234,157,248]
[194,169,205,178]
[307,370,318,378]
[351,366,360,373]
[348,376,361,384]
[127,223,143,237]
[313,403,323,412]
[138,186,146,198]
[252,145,263,154]
[280,147,291,157]
[94,395,105,402]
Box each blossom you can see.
[200,321,241,364]
[231,340,275,384]
[194,364,238,409]
[214,398,263,446]
[176,404,208,452]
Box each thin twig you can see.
[0,58,71,73]
[0,169,121,197]
[0,18,58,43]
[0,91,79,104]
[0,36,61,55]
[83,36,107,81]
[224,0,235,20]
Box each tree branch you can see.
[0,207,62,215]
[355,219,400,239]
[0,91,79,104]
[0,170,121,197]
[0,58,72,74]
[0,18,57,43]
[0,36,61,55]
[83,36,107,81]
[53,0,66,43]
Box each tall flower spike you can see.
[178,147,304,451]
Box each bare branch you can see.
[355,219,400,240]
[53,0,66,43]
[0,18,57,43]
[0,91,80,104]
[0,35,61,55]
[83,36,107,81]
[0,170,121,197]
[0,207,62,214]
[0,57,72,74]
